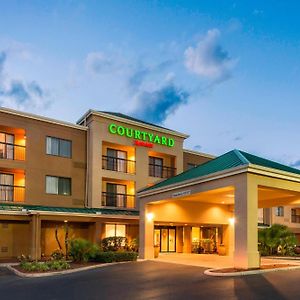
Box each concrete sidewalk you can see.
[154,253,300,269]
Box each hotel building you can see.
[1,106,300,268]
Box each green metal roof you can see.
[141,149,300,192]
[0,203,139,216]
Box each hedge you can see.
[94,251,138,263]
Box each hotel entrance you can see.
[154,226,176,252]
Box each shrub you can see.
[69,238,100,262]
[51,249,65,261]
[128,238,139,252]
[101,236,128,252]
[19,260,70,272]
[94,251,138,263]
[258,224,297,256]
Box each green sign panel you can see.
[108,123,175,147]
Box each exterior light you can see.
[146,213,154,221]
[229,217,235,225]
[64,220,68,223]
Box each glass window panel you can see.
[46,137,59,156]
[161,229,168,252]
[59,140,71,158]
[46,176,58,194]
[168,229,176,252]
[58,177,71,195]
[116,225,126,237]
[105,224,116,238]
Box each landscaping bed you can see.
[209,264,298,273]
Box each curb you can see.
[6,260,140,278]
[204,264,300,277]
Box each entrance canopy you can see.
[138,150,300,269]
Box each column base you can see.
[233,251,260,269]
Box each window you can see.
[0,133,14,159]
[46,176,71,196]
[275,206,284,217]
[149,156,163,178]
[46,137,72,158]
[187,163,198,170]
[105,183,127,207]
[106,148,127,172]
[0,173,14,201]
[105,224,126,238]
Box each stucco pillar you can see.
[176,226,183,253]
[183,226,192,253]
[234,175,260,269]
[30,214,41,260]
[139,203,154,259]
[92,222,103,244]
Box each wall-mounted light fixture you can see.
[146,212,154,221]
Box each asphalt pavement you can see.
[0,261,299,300]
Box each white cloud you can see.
[184,29,237,82]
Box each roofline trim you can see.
[138,165,249,197]
[0,107,88,131]
[77,110,189,138]
[183,149,216,159]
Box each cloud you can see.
[290,160,300,168]
[193,145,202,151]
[131,83,189,124]
[184,29,237,82]
[85,52,113,74]
[0,50,49,110]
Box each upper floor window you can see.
[107,148,127,172]
[0,133,14,160]
[46,176,71,196]
[149,156,163,178]
[187,163,198,170]
[46,137,72,158]
[275,206,284,217]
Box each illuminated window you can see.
[275,206,284,217]
[105,224,126,237]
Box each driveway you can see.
[1,260,300,300]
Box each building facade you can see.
[1,107,300,262]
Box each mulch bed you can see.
[210,264,298,273]
[13,262,104,274]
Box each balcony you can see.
[101,192,135,209]
[102,156,135,174]
[291,214,300,223]
[0,184,25,202]
[0,141,25,161]
[149,164,176,179]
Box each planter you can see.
[154,246,160,258]
[218,244,226,256]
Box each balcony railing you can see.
[102,156,135,174]
[149,164,176,178]
[0,142,25,161]
[291,214,300,223]
[0,185,25,202]
[101,192,135,209]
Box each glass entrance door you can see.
[155,226,176,252]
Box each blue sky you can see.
[1,1,300,166]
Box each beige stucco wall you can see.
[0,111,87,208]
[85,113,186,208]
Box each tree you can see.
[258,224,297,256]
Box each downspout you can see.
[84,117,89,208]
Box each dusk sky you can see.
[1,1,300,166]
